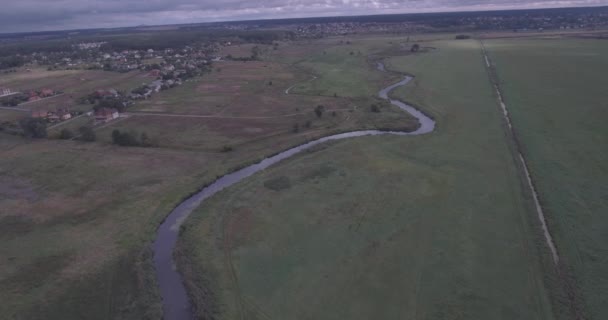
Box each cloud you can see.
[1,0,606,33]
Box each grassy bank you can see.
[178,39,557,320]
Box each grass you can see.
[484,37,608,319]
[0,134,289,319]
[107,58,417,153]
[177,38,557,320]
[0,37,418,319]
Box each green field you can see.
[3,32,605,320]
[178,38,558,320]
[485,38,608,319]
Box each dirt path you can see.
[284,75,317,94]
[480,41,559,264]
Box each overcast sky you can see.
[1,0,607,33]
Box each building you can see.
[47,113,60,123]
[56,109,72,121]
[31,110,48,118]
[1,88,11,96]
[94,108,119,122]
[40,89,55,97]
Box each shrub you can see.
[78,126,96,142]
[371,104,381,113]
[292,123,300,133]
[263,176,291,191]
[304,120,312,128]
[221,145,234,152]
[59,128,74,140]
[19,118,47,138]
[314,105,325,118]
[111,129,146,146]
[455,35,471,40]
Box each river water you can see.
[152,63,435,320]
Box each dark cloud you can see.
[1,0,606,32]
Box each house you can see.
[148,69,161,78]
[1,88,11,96]
[47,112,60,122]
[31,110,48,118]
[94,89,118,98]
[94,108,119,122]
[40,89,54,97]
[56,109,72,121]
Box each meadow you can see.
[112,58,416,153]
[485,37,608,319]
[178,37,559,320]
[0,36,417,319]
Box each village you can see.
[0,40,219,133]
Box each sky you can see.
[1,0,607,33]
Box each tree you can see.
[304,120,312,128]
[112,129,121,144]
[314,105,325,118]
[140,132,150,147]
[79,126,96,142]
[371,104,381,113]
[292,123,300,133]
[411,44,420,53]
[59,128,74,140]
[19,118,47,138]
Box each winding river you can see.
[152,63,435,320]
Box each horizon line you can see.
[1,4,607,36]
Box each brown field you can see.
[0,68,147,112]
[0,109,28,122]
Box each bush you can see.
[314,105,325,118]
[292,123,300,133]
[221,145,233,152]
[455,35,471,40]
[111,129,155,147]
[79,126,96,142]
[371,104,381,113]
[304,120,312,128]
[411,44,420,52]
[263,176,291,191]
[59,128,74,140]
[19,118,47,138]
